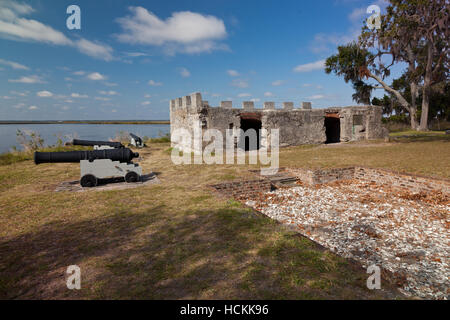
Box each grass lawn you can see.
[0,131,448,299]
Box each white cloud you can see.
[293,60,325,73]
[179,67,190,77]
[104,82,118,87]
[87,72,106,80]
[125,52,148,57]
[73,70,85,76]
[2,95,13,99]
[94,97,110,101]
[144,94,151,98]
[0,4,72,45]
[13,103,25,109]
[227,69,239,77]
[0,58,29,70]
[348,7,367,25]
[148,80,162,86]
[309,32,358,54]
[231,79,248,88]
[98,90,118,95]
[303,83,323,89]
[308,1,388,55]
[8,75,45,83]
[264,92,273,97]
[71,93,88,98]
[0,1,114,61]
[238,93,251,97]
[75,39,113,61]
[10,90,28,96]
[61,106,69,110]
[141,101,151,105]
[250,98,260,102]
[37,90,53,97]
[28,105,38,110]
[308,94,325,100]
[271,80,284,86]
[116,7,227,54]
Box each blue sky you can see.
[0,0,398,120]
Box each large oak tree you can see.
[325,0,449,130]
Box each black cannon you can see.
[72,139,123,149]
[34,148,142,187]
[34,148,139,164]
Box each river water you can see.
[0,124,170,154]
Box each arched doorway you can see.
[240,113,262,150]
[325,113,340,143]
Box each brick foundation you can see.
[354,167,450,194]
[212,167,449,199]
[210,179,273,199]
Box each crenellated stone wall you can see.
[170,92,387,152]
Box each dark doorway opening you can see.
[240,118,262,150]
[325,114,340,144]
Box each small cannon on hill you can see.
[34,148,142,187]
[129,133,144,148]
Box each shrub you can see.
[16,129,45,151]
[147,132,170,143]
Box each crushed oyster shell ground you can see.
[244,180,449,300]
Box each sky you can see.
[0,0,400,120]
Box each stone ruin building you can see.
[170,92,387,152]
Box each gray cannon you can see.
[34,148,142,187]
[129,133,144,148]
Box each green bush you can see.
[382,114,409,124]
[0,152,33,166]
[147,132,170,143]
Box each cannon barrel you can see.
[130,133,143,143]
[72,139,123,148]
[129,133,141,140]
[34,148,139,164]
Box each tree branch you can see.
[367,71,411,113]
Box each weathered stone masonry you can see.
[210,167,450,200]
[170,92,388,152]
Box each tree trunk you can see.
[419,86,430,131]
[409,82,419,130]
[410,106,418,130]
[419,45,434,131]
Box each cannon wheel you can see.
[80,174,97,188]
[125,171,140,183]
